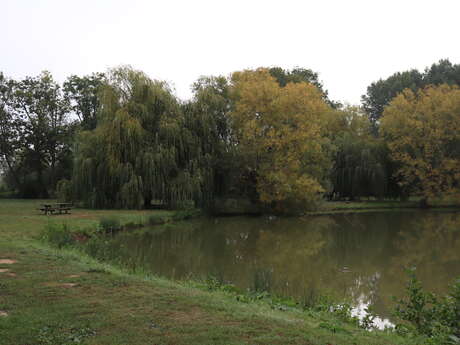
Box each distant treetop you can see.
[362,59,460,129]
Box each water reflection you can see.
[105,210,460,325]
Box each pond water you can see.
[103,210,460,327]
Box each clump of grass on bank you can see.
[41,223,74,248]
[196,275,365,328]
[99,216,122,233]
[147,214,168,225]
[172,208,202,221]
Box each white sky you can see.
[2,0,460,104]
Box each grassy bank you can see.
[308,198,460,216]
[0,199,426,344]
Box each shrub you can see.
[84,235,111,261]
[172,208,201,221]
[99,216,121,233]
[147,214,167,225]
[394,270,460,343]
[41,223,74,248]
[55,179,72,202]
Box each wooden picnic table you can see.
[39,203,73,215]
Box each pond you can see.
[100,210,460,328]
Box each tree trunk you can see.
[144,193,152,209]
[419,197,430,209]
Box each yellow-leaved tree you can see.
[230,69,333,213]
[380,84,460,205]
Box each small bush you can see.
[84,236,106,260]
[41,223,74,248]
[55,179,72,202]
[99,216,121,233]
[330,303,359,325]
[147,214,167,225]
[172,208,201,221]
[204,275,238,293]
[394,270,460,342]
[253,268,272,292]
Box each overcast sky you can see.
[3,0,460,104]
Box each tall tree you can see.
[187,76,237,201]
[72,66,210,209]
[362,59,460,129]
[424,59,460,85]
[362,70,423,128]
[0,73,22,189]
[63,73,105,130]
[380,84,460,206]
[269,67,340,108]
[329,107,390,200]
[230,68,333,213]
[1,71,72,197]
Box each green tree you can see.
[380,84,460,205]
[269,67,340,108]
[72,66,210,209]
[362,59,460,129]
[362,70,423,128]
[329,107,392,200]
[187,76,238,202]
[0,73,22,189]
[229,68,333,213]
[424,59,460,86]
[63,73,105,130]
[1,71,72,197]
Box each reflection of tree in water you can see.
[252,216,337,298]
[389,212,460,290]
[105,211,460,322]
[366,211,460,320]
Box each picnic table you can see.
[39,203,73,215]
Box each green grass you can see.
[308,197,460,216]
[0,199,426,344]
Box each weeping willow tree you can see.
[332,133,388,200]
[329,107,394,200]
[186,75,240,202]
[72,66,211,209]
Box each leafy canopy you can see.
[362,59,460,128]
[73,66,209,208]
[380,84,460,203]
[229,68,333,212]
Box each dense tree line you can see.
[1,59,459,212]
[362,59,460,129]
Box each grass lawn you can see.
[0,199,425,345]
[308,197,460,216]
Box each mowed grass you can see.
[0,199,174,241]
[0,199,424,345]
[309,196,460,216]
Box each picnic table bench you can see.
[39,203,73,215]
